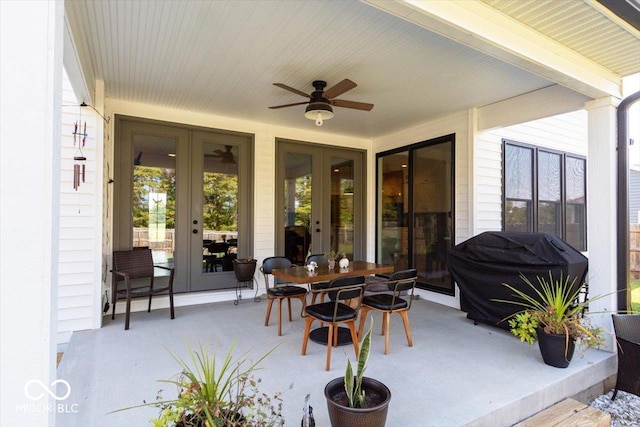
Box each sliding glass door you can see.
[376,135,455,295]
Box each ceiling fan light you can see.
[305,103,333,126]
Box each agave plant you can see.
[344,318,373,408]
[495,272,605,348]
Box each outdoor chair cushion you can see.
[305,302,357,322]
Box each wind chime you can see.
[72,119,87,190]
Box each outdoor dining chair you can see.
[306,253,330,304]
[358,269,418,355]
[302,275,365,371]
[111,248,175,330]
[611,313,640,400]
[261,256,307,336]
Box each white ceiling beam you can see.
[63,11,92,105]
[364,0,623,99]
[477,84,592,131]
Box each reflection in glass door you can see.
[376,135,454,295]
[131,137,176,267]
[283,151,313,265]
[278,140,364,265]
[330,157,355,258]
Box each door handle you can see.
[315,228,321,233]
[193,229,198,234]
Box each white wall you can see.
[57,71,102,346]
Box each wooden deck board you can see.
[515,398,610,427]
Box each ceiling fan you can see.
[205,145,235,164]
[269,79,374,126]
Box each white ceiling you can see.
[64,0,640,139]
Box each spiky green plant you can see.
[344,318,373,408]
[117,341,285,427]
[495,272,606,349]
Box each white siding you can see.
[475,109,588,234]
[57,71,101,345]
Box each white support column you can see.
[1,1,64,426]
[586,96,620,351]
[93,79,105,329]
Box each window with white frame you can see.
[503,140,586,251]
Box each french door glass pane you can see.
[330,157,354,258]
[202,142,238,274]
[132,135,176,265]
[377,152,409,269]
[284,152,312,265]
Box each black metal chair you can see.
[611,314,640,400]
[232,258,260,305]
[261,256,307,336]
[302,275,365,371]
[206,242,230,272]
[306,253,331,304]
[111,248,175,330]
[358,269,417,355]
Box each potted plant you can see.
[495,272,606,368]
[324,251,338,269]
[119,342,286,426]
[324,318,391,427]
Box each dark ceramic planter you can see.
[537,328,575,368]
[324,377,391,427]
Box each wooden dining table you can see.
[271,260,394,285]
[272,260,394,345]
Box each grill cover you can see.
[447,231,588,328]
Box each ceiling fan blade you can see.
[273,83,310,98]
[268,101,310,109]
[324,79,357,99]
[331,99,374,111]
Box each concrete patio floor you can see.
[56,292,616,427]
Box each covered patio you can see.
[57,295,616,427]
[3,1,639,426]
